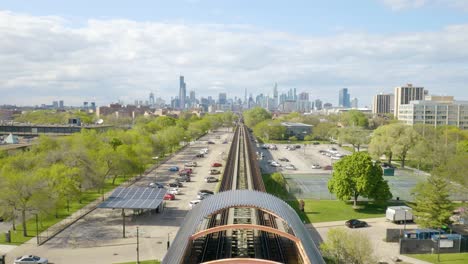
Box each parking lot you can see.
[4,128,234,264]
[307,217,427,264]
[257,143,429,200]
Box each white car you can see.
[168,188,180,195]
[14,255,48,264]
[197,192,213,200]
[189,199,201,208]
[270,162,281,167]
[284,164,296,170]
[184,161,197,167]
[311,164,321,169]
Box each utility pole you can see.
[136,227,140,264]
[35,214,39,245]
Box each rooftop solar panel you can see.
[99,187,167,209]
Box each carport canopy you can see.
[99,187,167,210]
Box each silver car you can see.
[14,255,48,264]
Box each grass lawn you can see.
[114,260,160,264]
[0,176,128,245]
[288,199,392,223]
[406,253,468,264]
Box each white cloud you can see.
[381,0,427,11]
[0,10,467,107]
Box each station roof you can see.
[280,122,312,127]
[162,189,324,264]
[99,187,166,210]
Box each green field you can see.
[0,176,128,245]
[406,253,468,264]
[288,199,390,223]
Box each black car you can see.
[278,157,289,162]
[168,182,183,188]
[196,153,204,158]
[198,189,214,196]
[345,219,368,228]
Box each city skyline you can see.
[1,2,468,106]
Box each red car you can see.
[324,165,333,170]
[179,168,193,175]
[211,162,222,167]
[164,193,175,200]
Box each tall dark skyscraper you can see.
[149,92,155,107]
[218,93,227,105]
[179,76,186,110]
[339,88,351,107]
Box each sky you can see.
[0,0,467,107]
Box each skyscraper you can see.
[273,83,278,109]
[351,97,358,108]
[372,93,393,115]
[149,92,155,107]
[394,83,425,118]
[339,88,351,108]
[179,76,186,110]
[218,93,227,105]
[314,99,322,110]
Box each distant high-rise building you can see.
[351,98,358,108]
[314,99,323,110]
[273,83,278,109]
[83,101,89,109]
[179,76,186,110]
[297,92,311,113]
[190,90,195,101]
[218,93,227,105]
[323,102,333,109]
[149,92,155,107]
[339,88,351,108]
[59,100,64,108]
[52,101,59,108]
[372,93,393,115]
[91,102,96,110]
[394,83,425,118]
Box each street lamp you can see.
[35,213,39,245]
[404,210,408,231]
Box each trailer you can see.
[386,206,413,223]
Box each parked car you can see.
[196,153,205,158]
[198,192,213,200]
[168,188,180,195]
[295,145,301,149]
[179,169,192,176]
[269,145,278,150]
[164,193,176,200]
[210,169,221,175]
[168,182,183,188]
[198,190,214,196]
[284,164,296,170]
[211,162,222,167]
[207,141,215,144]
[270,161,281,167]
[178,175,191,182]
[382,162,396,169]
[345,219,368,228]
[168,166,179,172]
[189,199,201,208]
[205,176,218,183]
[184,161,197,167]
[312,142,320,145]
[222,141,228,144]
[261,144,269,149]
[278,157,289,162]
[14,255,48,264]
[323,165,333,170]
[149,182,165,189]
[311,164,321,169]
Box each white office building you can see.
[398,96,468,130]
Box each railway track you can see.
[187,124,299,263]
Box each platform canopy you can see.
[99,187,166,210]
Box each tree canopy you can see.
[328,152,392,206]
[243,107,272,128]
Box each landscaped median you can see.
[406,253,468,264]
[0,176,128,245]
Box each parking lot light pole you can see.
[136,226,140,264]
[35,213,39,245]
[404,210,407,231]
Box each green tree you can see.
[311,122,336,141]
[328,152,392,206]
[320,228,376,264]
[253,120,286,141]
[340,110,369,128]
[338,126,370,152]
[434,152,468,189]
[412,175,453,228]
[243,107,272,128]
